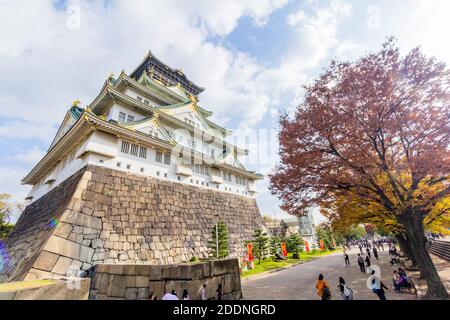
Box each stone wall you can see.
[0,168,86,282]
[0,278,90,300]
[264,218,300,238]
[90,258,241,300]
[1,165,264,282]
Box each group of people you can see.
[316,239,415,300]
[159,283,223,300]
[392,268,415,293]
[426,232,444,241]
[316,274,354,300]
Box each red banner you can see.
[304,241,310,252]
[320,239,325,250]
[281,242,288,257]
[247,242,253,261]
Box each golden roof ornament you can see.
[72,99,81,107]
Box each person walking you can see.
[373,247,379,260]
[199,283,207,300]
[344,252,350,266]
[316,274,332,300]
[357,254,366,273]
[366,247,371,258]
[216,284,223,300]
[370,270,388,300]
[365,255,371,267]
[359,244,363,254]
[182,289,191,300]
[337,277,353,300]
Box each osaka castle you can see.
[1,51,265,282]
[23,51,262,203]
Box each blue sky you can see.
[1,0,450,222]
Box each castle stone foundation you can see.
[0,165,263,283]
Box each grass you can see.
[241,248,342,278]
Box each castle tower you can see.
[1,52,263,283]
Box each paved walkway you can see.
[242,247,417,300]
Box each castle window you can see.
[177,176,181,181]
[127,115,134,122]
[130,144,139,156]
[118,112,126,123]
[164,173,168,178]
[121,141,130,154]
[139,146,147,159]
[117,162,121,167]
[99,159,104,164]
[144,99,150,105]
[127,164,131,170]
[137,96,142,102]
[157,171,160,176]
[163,154,170,165]
[155,151,163,163]
[140,167,145,173]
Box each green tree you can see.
[286,234,304,253]
[270,235,282,258]
[208,221,229,259]
[0,194,17,239]
[315,223,336,250]
[252,228,270,264]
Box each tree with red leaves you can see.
[270,38,450,299]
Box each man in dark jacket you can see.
[357,254,365,273]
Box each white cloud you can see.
[0,0,352,221]
[10,146,46,165]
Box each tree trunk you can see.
[398,210,448,300]
[396,234,419,269]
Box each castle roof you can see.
[130,51,205,97]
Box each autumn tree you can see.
[270,38,450,299]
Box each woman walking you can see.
[316,274,331,300]
[337,277,353,300]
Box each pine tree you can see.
[270,235,282,258]
[208,221,229,259]
[286,234,304,253]
[252,228,270,264]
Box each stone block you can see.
[137,288,149,300]
[125,288,138,300]
[149,265,162,281]
[33,251,60,271]
[126,276,136,287]
[148,281,165,300]
[211,259,239,276]
[60,210,102,230]
[44,236,94,263]
[135,276,149,288]
[224,273,241,294]
[161,264,191,280]
[93,273,110,292]
[53,222,73,238]
[107,275,127,298]
[135,265,151,276]
[51,256,73,275]
[202,261,211,278]
[189,263,204,280]
[94,264,110,273]
[109,265,124,275]
[123,265,136,275]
